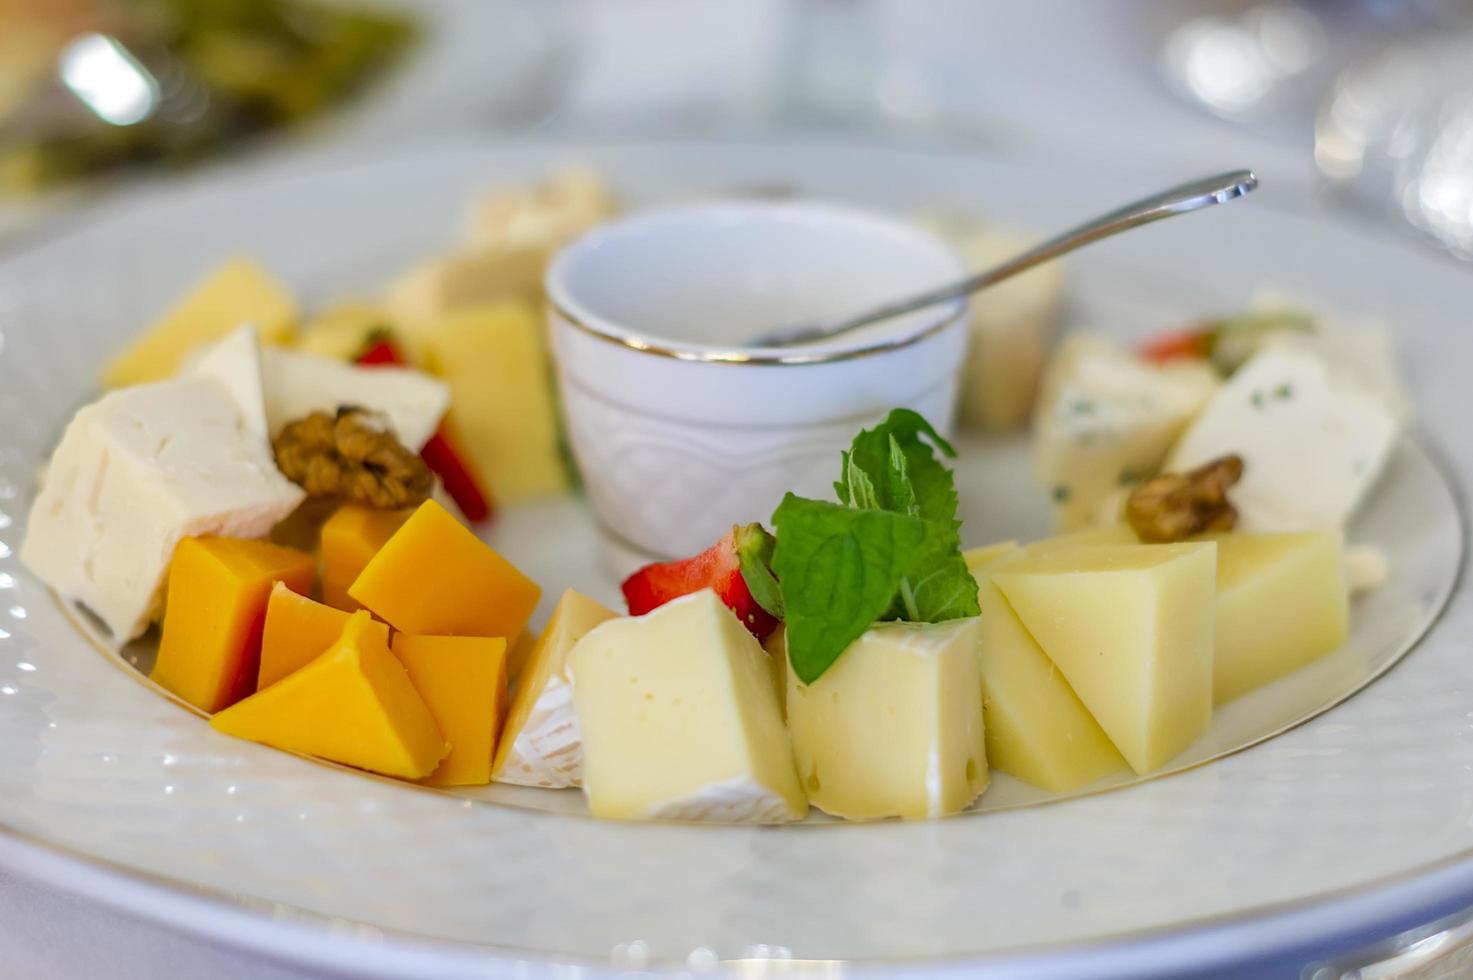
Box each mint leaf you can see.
[837,409,959,527]
[771,494,929,684]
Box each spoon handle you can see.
[756,169,1258,348]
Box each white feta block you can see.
[20,379,305,642]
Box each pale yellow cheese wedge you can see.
[971,546,1128,793]
[416,301,567,504]
[963,540,1019,572]
[1211,532,1348,703]
[104,257,296,387]
[1024,525,1137,557]
[994,543,1216,774]
[492,589,617,788]
[785,618,988,820]
[569,590,806,822]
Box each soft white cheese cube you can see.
[259,347,450,452]
[568,590,806,823]
[784,618,989,820]
[1034,333,1219,531]
[20,379,305,642]
[1168,341,1399,532]
[185,324,269,441]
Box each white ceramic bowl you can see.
[545,200,968,562]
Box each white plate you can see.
[0,137,1469,978]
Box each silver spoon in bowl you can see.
[748,169,1259,349]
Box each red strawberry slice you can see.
[621,524,781,639]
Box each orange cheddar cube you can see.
[349,500,540,640]
[152,536,315,713]
[211,612,448,779]
[392,634,509,787]
[258,582,389,689]
[320,504,414,610]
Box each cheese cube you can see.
[392,634,509,787]
[103,257,296,388]
[1168,342,1399,532]
[1212,532,1349,703]
[260,347,450,452]
[349,500,540,641]
[971,547,1127,792]
[1034,334,1219,531]
[994,543,1216,773]
[20,379,305,642]
[152,537,315,712]
[568,590,806,822]
[463,167,615,255]
[258,582,388,688]
[416,301,567,503]
[387,248,546,338]
[938,221,1065,431]
[210,612,448,779]
[185,324,269,441]
[491,589,616,788]
[319,504,414,611]
[785,618,989,820]
[295,302,391,361]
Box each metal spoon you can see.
[749,169,1259,348]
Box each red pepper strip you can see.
[1138,327,1214,364]
[354,336,495,523]
[420,423,492,523]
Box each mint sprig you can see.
[772,409,979,684]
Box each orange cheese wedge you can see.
[258,582,388,689]
[210,612,448,779]
[392,634,509,787]
[152,536,315,713]
[320,504,415,611]
[349,500,540,641]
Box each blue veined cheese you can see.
[259,347,450,452]
[1034,334,1220,531]
[186,324,269,441]
[1167,341,1399,532]
[568,590,806,823]
[784,618,988,820]
[20,379,305,642]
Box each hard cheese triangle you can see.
[210,611,448,779]
[969,546,1127,793]
[993,543,1216,774]
[492,588,616,789]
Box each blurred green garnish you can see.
[0,0,416,195]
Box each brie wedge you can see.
[260,347,450,451]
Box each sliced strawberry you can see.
[621,524,781,640]
[1138,326,1214,364]
[354,333,496,524]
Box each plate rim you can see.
[3,130,1472,975]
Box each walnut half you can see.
[1126,455,1244,544]
[273,407,433,510]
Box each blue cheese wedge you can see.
[20,378,305,642]
[259,347,450,452]
[1034,334,1219,531]
[1167,341,1399,532]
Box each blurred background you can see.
[4,0,1473,260]
[2,1,1472,977]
